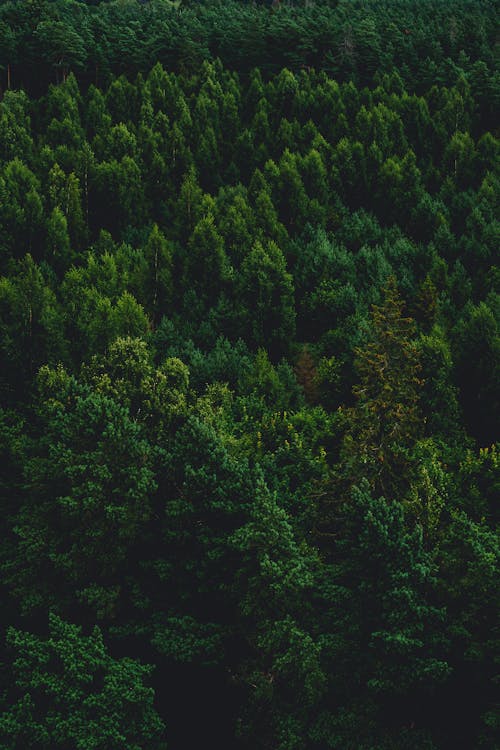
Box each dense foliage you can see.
[0,1,498,748]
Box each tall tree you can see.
[341,276,423,498]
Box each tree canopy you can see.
[0,2,498,748]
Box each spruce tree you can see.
[341,276,423,499]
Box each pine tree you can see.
[341,276,423,498]
[0,614,166,749]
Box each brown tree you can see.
[341,276,423,498]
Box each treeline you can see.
[0,11,499,750]
[0,0,498,108]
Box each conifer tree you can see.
[341,276,423,498]
[0,614,166,750]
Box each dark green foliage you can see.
[340,277,423,499]
[0,255,67,399]
[452,301,500,445]
[237,239,295,355]
[314,481,449,749]
[4,366,157,618]
[0,614,166,749]
[0,0,497,98]
[0,6,498,749]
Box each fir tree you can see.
[341,276,423,499]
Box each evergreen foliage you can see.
[0,2,498,747]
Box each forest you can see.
[0,0,499,748]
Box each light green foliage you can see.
[61,250,150,357]
[175,167,203,242]
[46,206,72,271]
[83,337,189,431]
[405,439,450,541]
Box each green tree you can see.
[0,613,166,749]
[5,369,157,618]
[237,240,295,355]
[437,511,500,749]
[315,481,449,749]
[341,277,423,498]
[0,160,44,260]
[175,167,203,243]
[46,206,72,272]
[444,130,477,186]
[0,90,33,163]
[276,150,308,230]
[83,337,189,434]
[185,213,229,304]
[0,254,66,399]
[418,325,462,440]
[34,21,86,83]
[141,224,174,322]
[230,477,324,750]
[378,149,423,225]
[453,302,499,445]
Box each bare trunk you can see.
[84,167,89,228]
[28,304,33,376]
[153,245,159,313]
